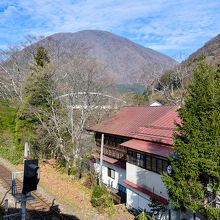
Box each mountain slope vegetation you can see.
[5,30,178,84]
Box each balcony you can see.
[96,138,127,161]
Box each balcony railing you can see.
[96,138,127,161]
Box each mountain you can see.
[39,30,178,83]
[150,33,220,105]
[185,33,220,66]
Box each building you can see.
[88,105,204,219]
[149,100,162,106]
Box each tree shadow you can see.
[3,205,80,220]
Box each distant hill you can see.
[50,30,178,83]
[151,33,220,105]
[185,33,220,66]
[11,30,177,84]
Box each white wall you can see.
[150,101,162,106]
[94,160,126,190]
[127,187,151,210]
[126,162,168,199]
[127,187,201,220]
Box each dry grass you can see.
[16,159,134,220]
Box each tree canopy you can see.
[15,46,56,153]
[33,46,50,67]
[162,59,220,219]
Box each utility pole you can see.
[99,133,104,186]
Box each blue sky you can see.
[0,0,220,60]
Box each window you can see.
[108,168,115,179]
[152,157,157,172]
[145,154,169,174]
[162,160,169,172]
[146,155,151,170]
[127,150,133,163]
[157,159,163,173]
[137,153,145,168]
[127,149,170,174]
[127,150,144,168]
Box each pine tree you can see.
[15,46,56,153]
[33,46,50,67]
[162,59,220,219]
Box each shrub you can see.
[0,132,23,165]
[91,185,104,207]
[90,185,114,212]
[0,102,23,164]
[69,167,78,176]
[0,144,23,165]
[137,212,148,220]
[0,102,17,132]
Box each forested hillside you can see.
[186,33,220,66]
[148,33,220,105]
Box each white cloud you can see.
[0,0,219,56]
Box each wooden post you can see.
[99,133,104,186]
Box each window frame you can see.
[128,149,169,174]
[108,167,115,179]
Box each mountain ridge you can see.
[185,33,220,65]
[43,30,178,83]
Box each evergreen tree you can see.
[15,46,56,154]
[162,59,220,219]
[133,91,149,106]
[23,47,53,107]
[33,46,50,67]
[25,46,53,106]
[148,197,167,217]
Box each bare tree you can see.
[0,35,45,101]
[155,63,190,104]
[0,35,124,176]
[21,50,116,174]
[56,56,114,163]
[140,58,191,105]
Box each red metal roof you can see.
[152,109,181,128]
[92,152,126,169]
[123,179,168,204]
[88,105,180,145]
[120,139,173,157]
[131,126,175,145]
